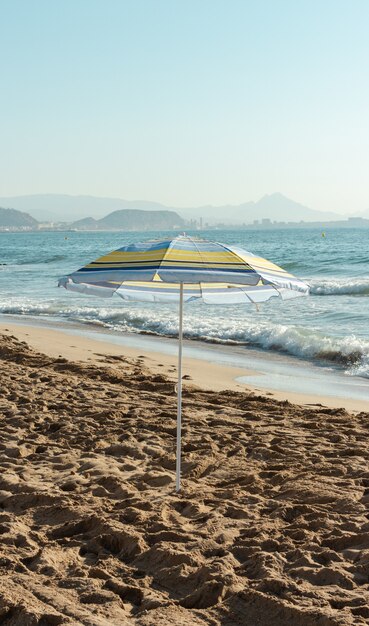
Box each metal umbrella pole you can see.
[176,282,184,492]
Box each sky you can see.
[0,0,368,214]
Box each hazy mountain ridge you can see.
[0,192,347,224]
[0,200,367,232]
[72,209,184,231]
[0,195,171,222]
[180,193,342,224]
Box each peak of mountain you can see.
[0,207,38,229]
[181,193,341,224]
[252,193,339,222]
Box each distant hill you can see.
[0,207,38,229]
[72,209,185,231]
[0,194,173,222]
[0,192,343,224]
[180,193,342,224]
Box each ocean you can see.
[1,227,369,381]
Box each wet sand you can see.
[1,329,369,625]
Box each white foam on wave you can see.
[347,354,369,378]
[1,298,369,378]
[310,277,369,296]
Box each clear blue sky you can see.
[1,0,368,213]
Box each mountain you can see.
[0,192,342,224]
[72,209,185,231]
[0,195,172,222]
[0,207,38,229]
[179,193,342,224]
[250,193,339,222]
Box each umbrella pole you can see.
[176,282,184,492]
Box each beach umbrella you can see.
[59,234,309,491]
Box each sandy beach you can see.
[1,325,369,625]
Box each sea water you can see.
[1,228,369,382]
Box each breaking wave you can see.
[1,300,369,378]
[310,278,369,296]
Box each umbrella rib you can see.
[154,235,180,279]
[211,240,257,284]
[186,234,215,278]
[213,241,303,292]
[240,286,258,305]
[263,283,283,299]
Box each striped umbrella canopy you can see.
[59,235,309,491]
[59,234,309,302]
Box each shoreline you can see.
[1,315,368,412]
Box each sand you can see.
[1,329,369,625]
[1,321,368,413]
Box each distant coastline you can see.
[1,216,369,232]
[233,217,369,230]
